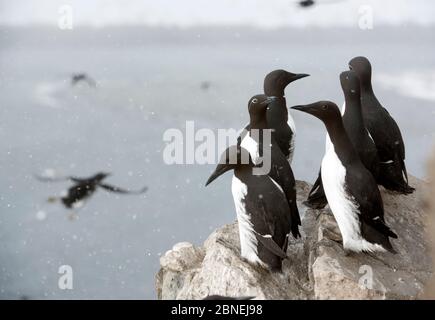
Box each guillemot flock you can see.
[206,56,413,271]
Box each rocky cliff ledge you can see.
[156,176,432,299]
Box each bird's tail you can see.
[304,172,328,209]
[386,244,397,254]
[289,197,301,238]
[378,153,414,194]
[363,219,398,254]
[381,238,397,254]
[291,206,301,238]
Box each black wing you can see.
[345,165,397,241]
[364,95,405,162]
[245,177,291,256]
[363,99,413,193]
[268,144,301,237]
[34,174,83,183]
[98,183,148,194]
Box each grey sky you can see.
[0,0,434,28]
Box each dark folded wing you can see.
[345,166,397,239]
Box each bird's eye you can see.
[322,105,328,110]
[252,98,258,104]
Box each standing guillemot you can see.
[349,56,414,194]
[306,71,380,209]
[292,101,397,253]
[241,94,301,237]
[206,95,300,270]
[205,145,292,271]
[36,172,148,209]
[238,70,309,165]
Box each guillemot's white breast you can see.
[231,174,263,266]
[321,145,386,252]
[240,134,261,165]
[231,173,290,267]
[287,114,296,164]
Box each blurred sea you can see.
[0,26,434,299]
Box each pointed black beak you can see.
[205,171,220,186]
[291,103,318,115]
[291,105,305,111]
[292,73,310,81]
[205,164,232,186]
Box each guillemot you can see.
[306,70,380,209]
[349,56,414,194]
[293,101,397,253]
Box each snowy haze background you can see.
[1,0,435,299]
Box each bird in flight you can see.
[71,73,97,87]
[294,0,345,9]
[35,172,148,219]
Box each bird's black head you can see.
[348,56,372,84]
[205,146,250,186]
[340,70,361,97]
[263,70,309,97]
[93,172,111,181]
[291,101,341,124]
[247,94,276,117]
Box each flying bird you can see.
[71,73,97,87]
[297,0,315,7]
[35,172,147,211]
[294,0,345,9]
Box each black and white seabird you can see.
[238,70,309,165]
[292,101,398,253]
[306,71,380,209]
[206,96,300,270]
[241,94,301,237]
[35,172,147,209]
[349,56,414,194]
[205,145,292,271]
